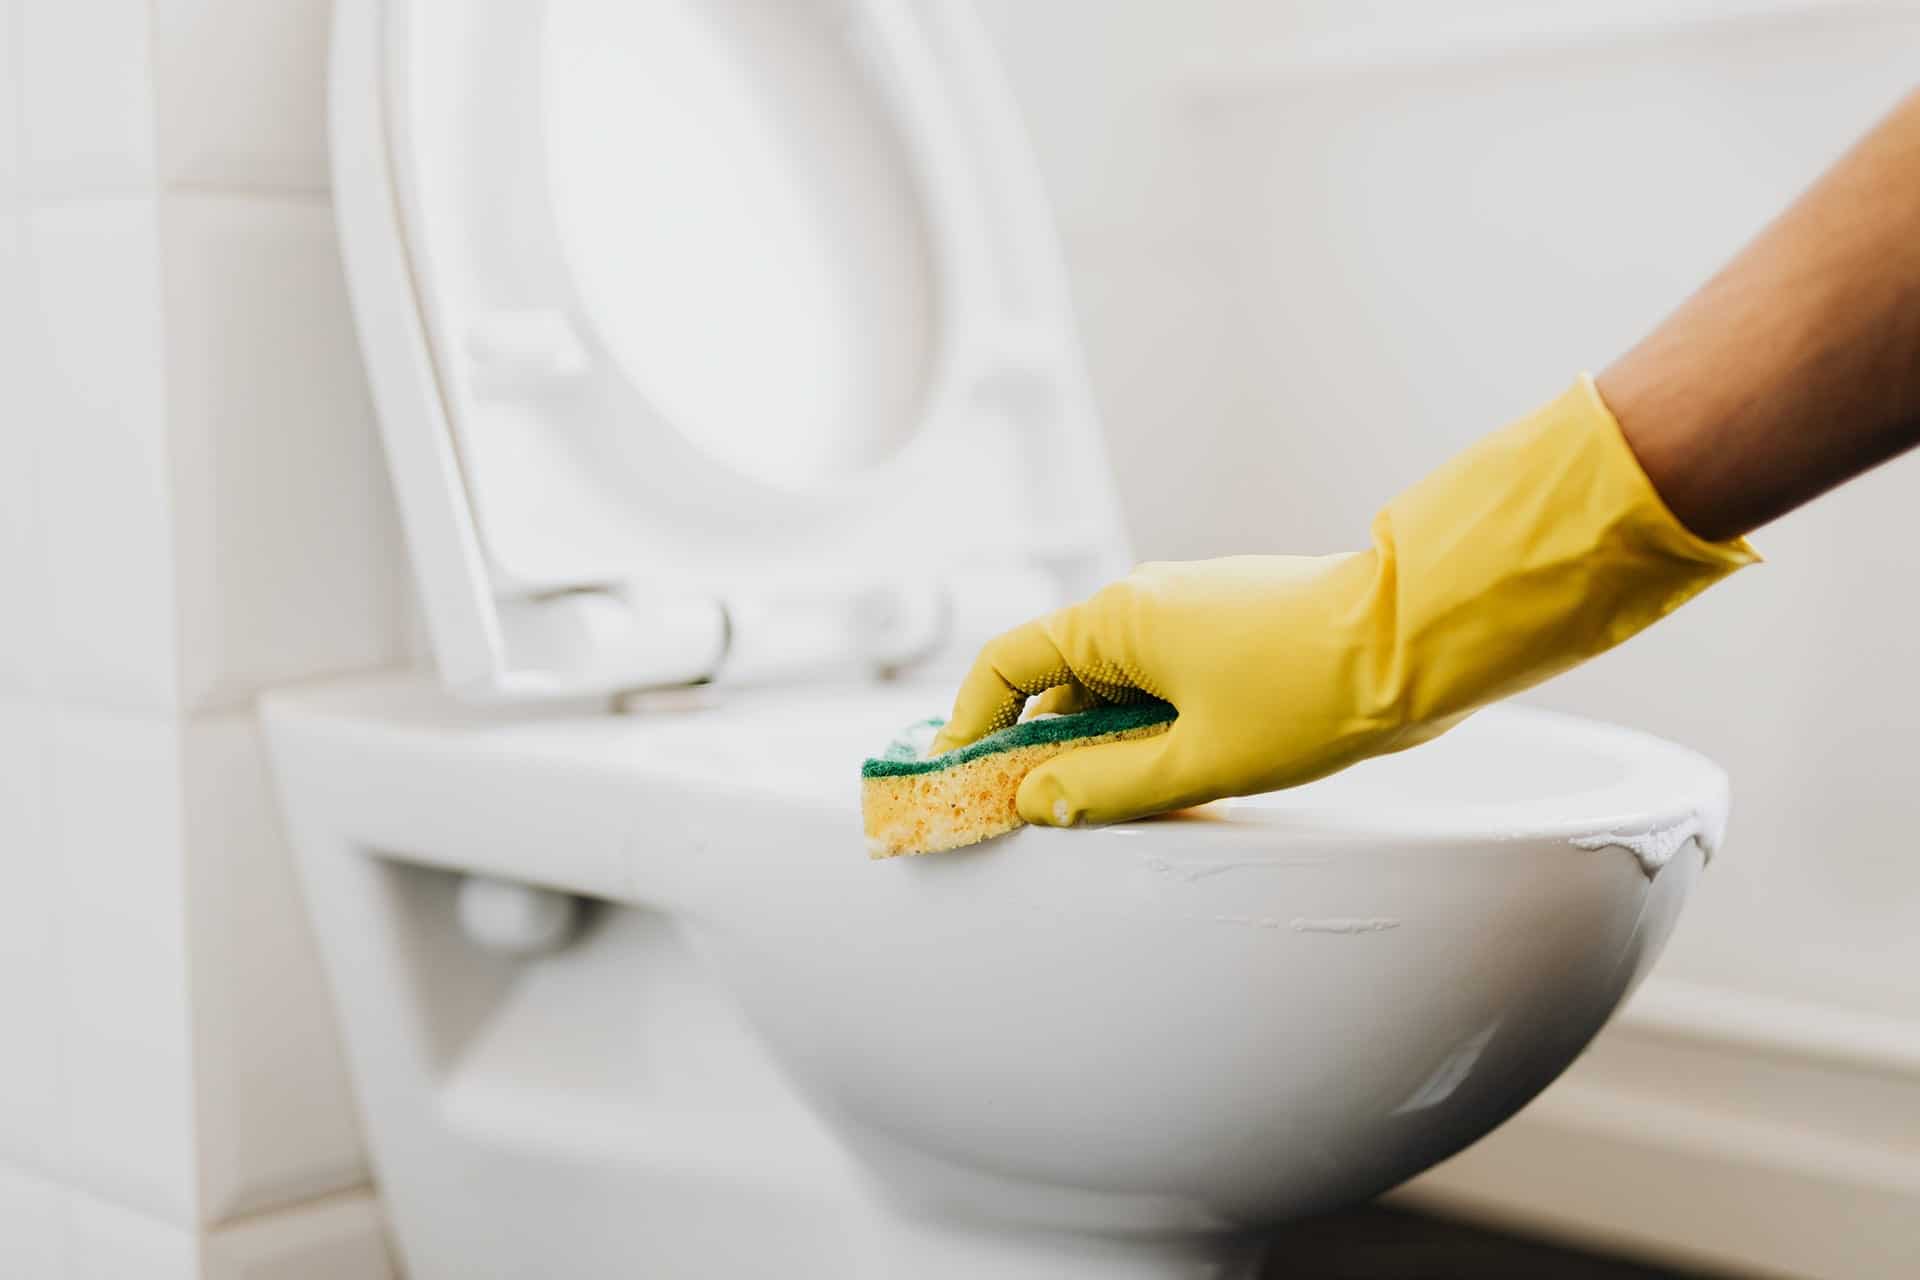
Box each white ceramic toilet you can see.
[262,1,1731,1276]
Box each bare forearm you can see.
[1600,88,1920,543]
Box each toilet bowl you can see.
[277,0,1731,1274]
[263,676,1717,1278]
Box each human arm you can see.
[1603,87,1920,541]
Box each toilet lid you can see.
[330,0,1129,700]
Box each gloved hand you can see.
[930,375,1757,828]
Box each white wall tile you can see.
[64,1183,200,1280]
[0,701,63,1179]
[20,0,155,196]
[152,0,332,193]
[0,1162,66,1279]
[25,199,179,712]
[163,194,404,713]
[0,0,22,202]
[0,212,49,694]
[185,713,368,1225]
[50,708,196,1227]
[202,1190,394,1280]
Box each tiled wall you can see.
[0,1,403,1274]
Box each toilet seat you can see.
[332,0,1129,701]
[619,685,1725,852]
[272,674,1726,905]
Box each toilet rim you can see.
[1195,706,1724,852]
[636,690,1730,864]
[259,674,1724,924]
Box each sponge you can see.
[861,701,1177,858]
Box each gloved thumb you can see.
[1017,728,1191,828]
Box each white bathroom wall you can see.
[976,0,1920,1274]
[0,1,399,1275]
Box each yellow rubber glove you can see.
[930,375,1758,828]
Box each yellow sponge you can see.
[860,702,1177,858]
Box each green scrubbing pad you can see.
[860,701,1177,857]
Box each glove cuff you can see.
[1572,371,1761,572]
[1370,375,1758,723]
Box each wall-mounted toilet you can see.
[261,1,1731,1276]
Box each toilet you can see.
[261,1,1729,1277]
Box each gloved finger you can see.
[1026,681,1103,718]
[1017,726,1199,828]
[929,619,1078,754]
